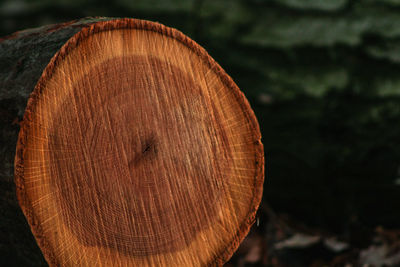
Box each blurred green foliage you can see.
[1,0,400,263]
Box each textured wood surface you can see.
[14,18,264,266]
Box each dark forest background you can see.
[2,0,400,266]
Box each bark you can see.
[0,17,112,266]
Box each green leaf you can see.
[264,67,349,98]
[241,2,400,47]
[373,77,400,97]
[241,13,364,47]
[356,4,400,38]
[365,41,400,63]
[271,0,347,11]
[363,0,400,6]
[116,0,195,12]
[200,0,251,39]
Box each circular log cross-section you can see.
[14,18,264,266]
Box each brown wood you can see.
[13,18,264,266]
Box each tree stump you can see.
[7,18,264,266]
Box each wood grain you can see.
[14,18,264,266]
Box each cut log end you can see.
[14,18,264,266]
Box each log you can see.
[3,17,264,266]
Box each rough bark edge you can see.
[0,16,110,41]
[14,18,264,266]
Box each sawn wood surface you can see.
[13,18,264,266]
